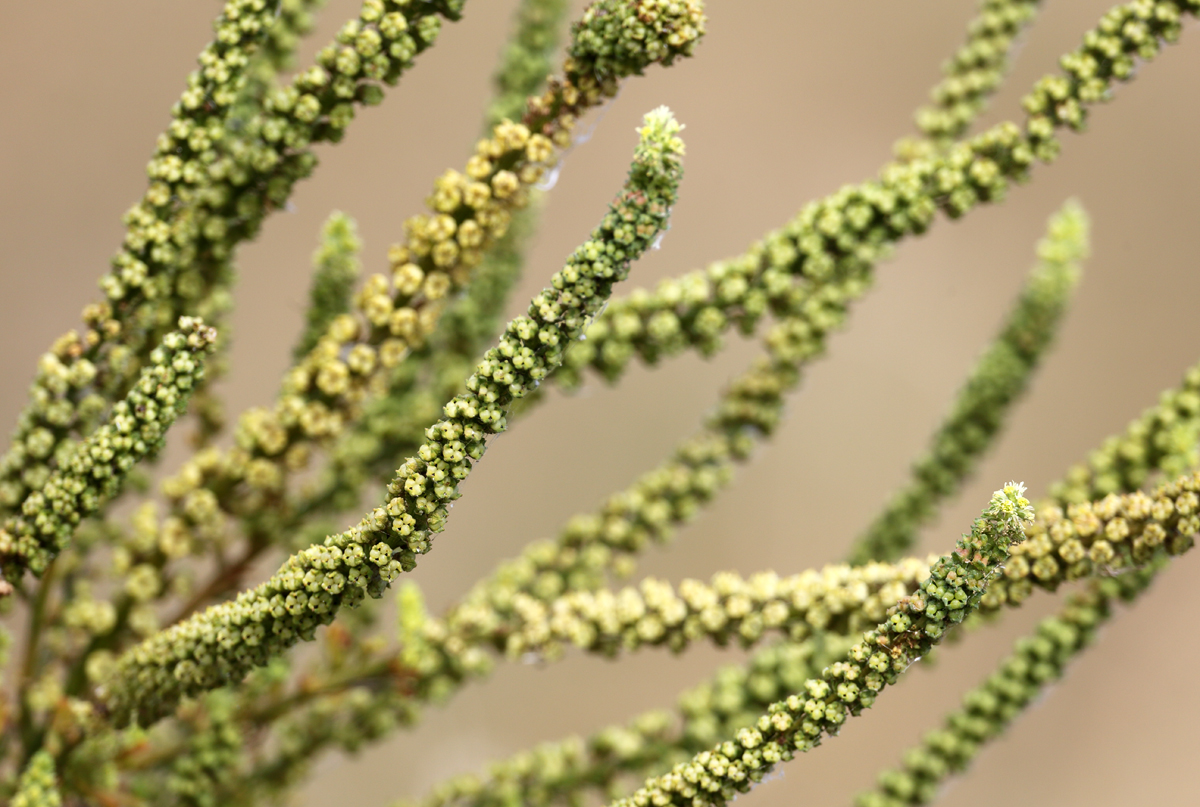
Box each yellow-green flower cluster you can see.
[376,558,932,704]
[0,0,465,520]
[290,0,647,531]
[850,362,1200,805]
[292,0,705,396]
[99,108,685,727]
[118,0,286,293]
[561,0,1196,391]
[293,212,363,361]
[984,471,1200,610]
[955,355,1200,767]
[167,692,244,807]
[848,201,1087,565]
[0,331,110,513]
[152,0,706,573]
[1021,0,1191,160]
[0,0,278,517]
[381,0,702,302]
[855,567,1156,807]
[331,0,576,499]
[673,636,854,757]
[162,0,376,446]
[453,559,933,662]
[110,0,463,302]
[913,0,1042,143]
[835,386,1200,802]
[328,0,703,383]
[12,751,61,807]
[0,319,216,582]
[607,484,1032,807]
[326,212,545,504]
[787,363,1200,807]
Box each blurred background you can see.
[2,1,1200,805]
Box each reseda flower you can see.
[0,318,215,586]
[151,0,708,585]
[607,482,1033,807]
[0,0,467,527]
[101,108,687,727]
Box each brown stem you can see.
[166,541,267,626]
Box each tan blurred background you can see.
[3,1,1200,805]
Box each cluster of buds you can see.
[100,108,686,727]
[0,319,215,584]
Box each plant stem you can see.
[16,555,58,762]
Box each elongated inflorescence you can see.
[912,0,1043,143]
[99,108,687,726]
[848,200,1087,565]
[855,566,1156,807]
[853,393,1200,804]
[315,0,576,518]
[243,4,1200,802]
[0,0,467,521]
[0,319,216,584]
[606,484,1033,807]
[292,212,363,362]
[148,0,706,594]
[432,557,936,665]
[5,0,1200,803]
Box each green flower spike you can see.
[99,108,686,727]
[911,0,1043,145]
[148,0,706,594]
[848,199,1087,565]
[855,566,1157,807]
[608,483,1032,807]
[293,212,363,361]
[0,318,216,585]
[0,0,468,520]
